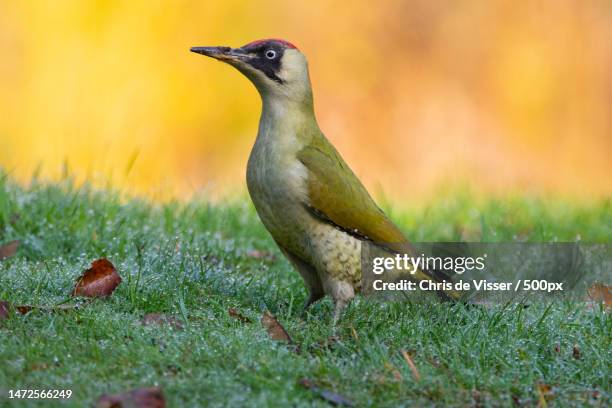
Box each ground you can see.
[0,174,610,407]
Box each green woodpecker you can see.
[191,39,458,322]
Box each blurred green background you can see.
[0,0,610,201]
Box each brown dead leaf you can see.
[72,258,121,298]
[228,308,252,323]
[261,311,292,342]
[16,305,33,314]
[572,344,581,359]
[141,313,183,330]
[247,249,277,262]
[400,349,421,382]
[587,283,611,308]
[298,378,354,407]
[0,240,19,261]
[95,387,165,408]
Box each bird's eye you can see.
[265,49,277,59]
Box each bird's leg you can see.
[332,298,348,327]
[276,246,324,318]
[328,280,355,335]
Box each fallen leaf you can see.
[95,387,165,408]
[247,249,276,262]
[228,308,252,323]
[298,378,354,407]
[586,283,611,308]
[0,240,19,261]
[141,313,183,330]
[15,305,33,314]
[400,349,421,382]
[72,258,121,298]
[572,344,581,359]
[261,311,292,342]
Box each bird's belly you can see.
[308,222,362,291]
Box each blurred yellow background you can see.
[0,1,610,201]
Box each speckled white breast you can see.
[307,221,363,290]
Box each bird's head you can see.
[191,39,312,104]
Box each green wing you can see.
[297,132,461,301]
[297,133,410,254]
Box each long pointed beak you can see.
[190,46,247,62]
